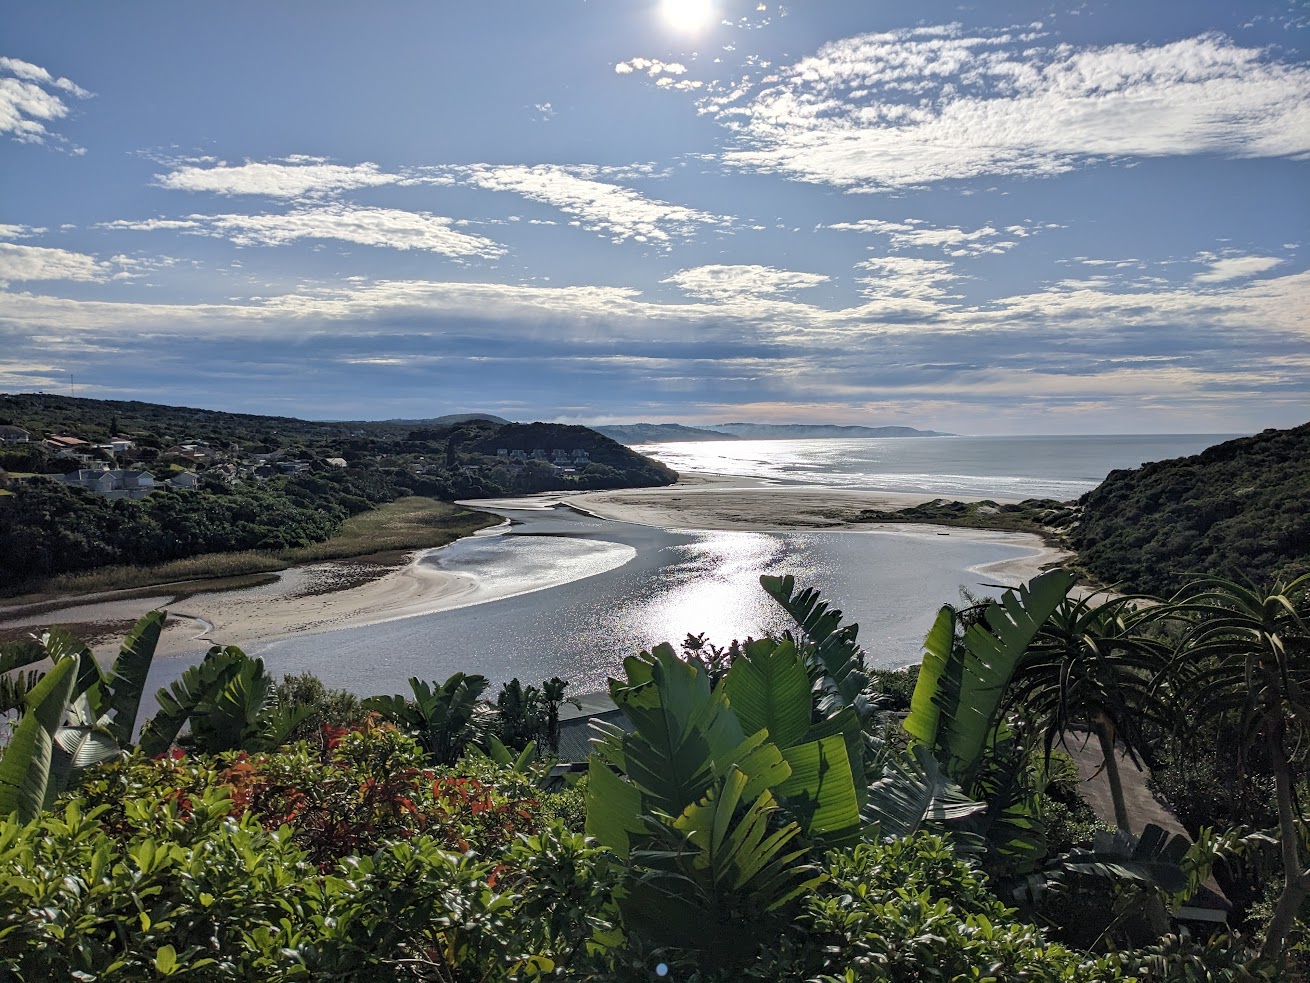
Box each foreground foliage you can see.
[2,573,1304,980]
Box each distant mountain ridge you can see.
[709,423,953,439]
[594,421,952,444]
[384,413,511,426]
[592,423,739,444]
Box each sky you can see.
[1,1,1307,435]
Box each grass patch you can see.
[5,498,500,604]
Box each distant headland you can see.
[593,422,953,444]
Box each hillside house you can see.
[0,426,30,443]
[45,435,89,455]
[166,471,200,490]
[60,469,157,500]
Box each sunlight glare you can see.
[662,0,714,32]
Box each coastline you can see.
[0,470,1071,658]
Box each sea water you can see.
[636,433,1236,500]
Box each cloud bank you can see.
[711,29,1310,190]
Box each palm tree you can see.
[1167,574,1310,964]
[1005,593,1172,833]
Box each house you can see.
[0,426,30,444]
[166,471,200,490]
[45,435,89,455]
[530,449,548,461]
[108,437,135,454]
[60,469,157,500]
[324,457,348,468]
[551,449,572,464]
[571,449,590,464]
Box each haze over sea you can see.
[226,433,1237,699]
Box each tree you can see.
[1006,593,1172,832]
[1167,574,1310,964]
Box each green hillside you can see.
[0,394,674,594]
[1070,423,1310,595]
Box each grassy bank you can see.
[6,497,500,604]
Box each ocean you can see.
[150,433,1241,699]
[633,433,1238,500]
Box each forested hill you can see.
[1070,423,1310,596]
[0,394,674,593]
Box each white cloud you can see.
[155,158,404,198]
[615,57,689,76]
[0,57,92,147]
[0,242,132,285]
[0,223,46,239]
[714,29,1310,190]
[454,164,730,243]
[829,218,1034,256]
[855,256,962,301]
[663,264,829,300]
[105,206,505,259]
[1194,254,1284,283]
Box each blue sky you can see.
[1,0,1307,434]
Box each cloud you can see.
[855,256,962,300]
[1194,254,1284,283]
[615,57,689,76]
[829,218,1039,256]
[0,223,46,239]
[0,243,133,285]
[104,205,505,259]
[0,56,92,147]
[453,164,731,243]
[154,157,405,198]
[712,28,1310,190]
[663,264,829,300]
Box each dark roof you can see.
[556,708,629,763]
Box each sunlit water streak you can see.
[230,508,1037,698]
[637,434,1236,499]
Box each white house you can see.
[60,469,157,500]
[0,426,30,444]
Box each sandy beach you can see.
[0,471,1070,657]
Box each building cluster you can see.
[0,426,334,499]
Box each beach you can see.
[0,471,1068,659]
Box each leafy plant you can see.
[586,640,864,971]
[362,672,493,765]
[138,644,311,756]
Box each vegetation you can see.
[1071,424,1310,597]
[2,568,1308,980]
[854,496,1078,537]
[0,393,675,596]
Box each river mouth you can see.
[240,504,1040,699]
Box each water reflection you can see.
[245,508,1037,697]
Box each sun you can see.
[661,0,714,32]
